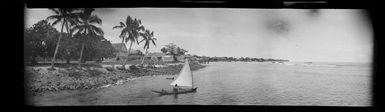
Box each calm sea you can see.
[32,62,371,106]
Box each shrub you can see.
[116,66,126,70]
[129,65,139,71]
[87,69,102,77]
[105,67,114,71]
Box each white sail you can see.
[170,59,193,87]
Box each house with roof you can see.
[112,43,128,53]
[111,43,143,62]
[145,52,174,62]
[176,54,192,62]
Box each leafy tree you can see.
[160,43,188,62]
[139,30,156,65]
[57,34,80,64]
[112,16,145,69]
[24,20,59,65]
[71,8,104,67]
[79,37,116,63]
[94,39,117,61]
[46,8,81,69]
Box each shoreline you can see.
[25,63,206,97]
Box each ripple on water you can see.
[31,62,371,106]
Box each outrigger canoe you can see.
[166,77,174,80]
[151,88,197,95]
[152,59,197,95]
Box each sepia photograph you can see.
[24,5,373,106]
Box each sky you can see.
[25,8,373,63]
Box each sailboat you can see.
[151,59,197,95]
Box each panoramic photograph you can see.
[24,8,373,106]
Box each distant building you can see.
[177,54,191,62]
[144,52,195,62]
[112,43,128,53]
[145,52,166,61]
[163,55,174,62]
[145,52,174,62]
[111,43,143,61]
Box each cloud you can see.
[264,19,291,35]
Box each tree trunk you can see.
[173,55,178,62]
[66,57,70,64]
[50,22,65,69]
[31,56,37,65]
[78,40,85,68]
[112,39,125,70]
[140,48,148,65]
[124,41,134,69]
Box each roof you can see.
[112,43,127,52]
[146,52,166,57]
[129,49,143,55]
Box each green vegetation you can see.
[191,55,289,62]
[26,8,158,69]
[25,8,174,97]
[160,43,188,62]
[112,16,145,69]
[46,8,81,69]
[139,30,157,65]
[71,8,104,67]
[25,8,117,66]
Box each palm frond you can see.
[83,8,94,18]
[125,16,133,26]
[70,27,78,35]
[119,30,126,39]
[90,25,104,36]
[50,19,62,26]
[48,8,60,14]
[119,22,126,27]
[65,21,70,33]
[138,25,145,31]
[113,25,124,29]
[151,40,156,46]
[71,25,83,35]
[89,15,102,25]
[139,39,145,43]
[46,15,61,21]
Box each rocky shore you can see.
[25,63,206,96]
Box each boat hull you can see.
[152,88,197,95]
[166,77,174,80]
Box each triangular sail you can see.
[170,59,193,87]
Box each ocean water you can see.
[32,62,371,106]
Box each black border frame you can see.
[2,0,381,112]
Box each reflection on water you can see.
[32,62,371,106]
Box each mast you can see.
[190,59,194,89]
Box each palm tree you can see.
[71,8,104,67]
[139,30,156,65]
[46,8,80,69]
[112,16,144,69]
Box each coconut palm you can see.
[46,8,80,69]
[139,30,156,65]
[112,16,144,69]
[71,8,104,67]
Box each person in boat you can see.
[173,84,179,92]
